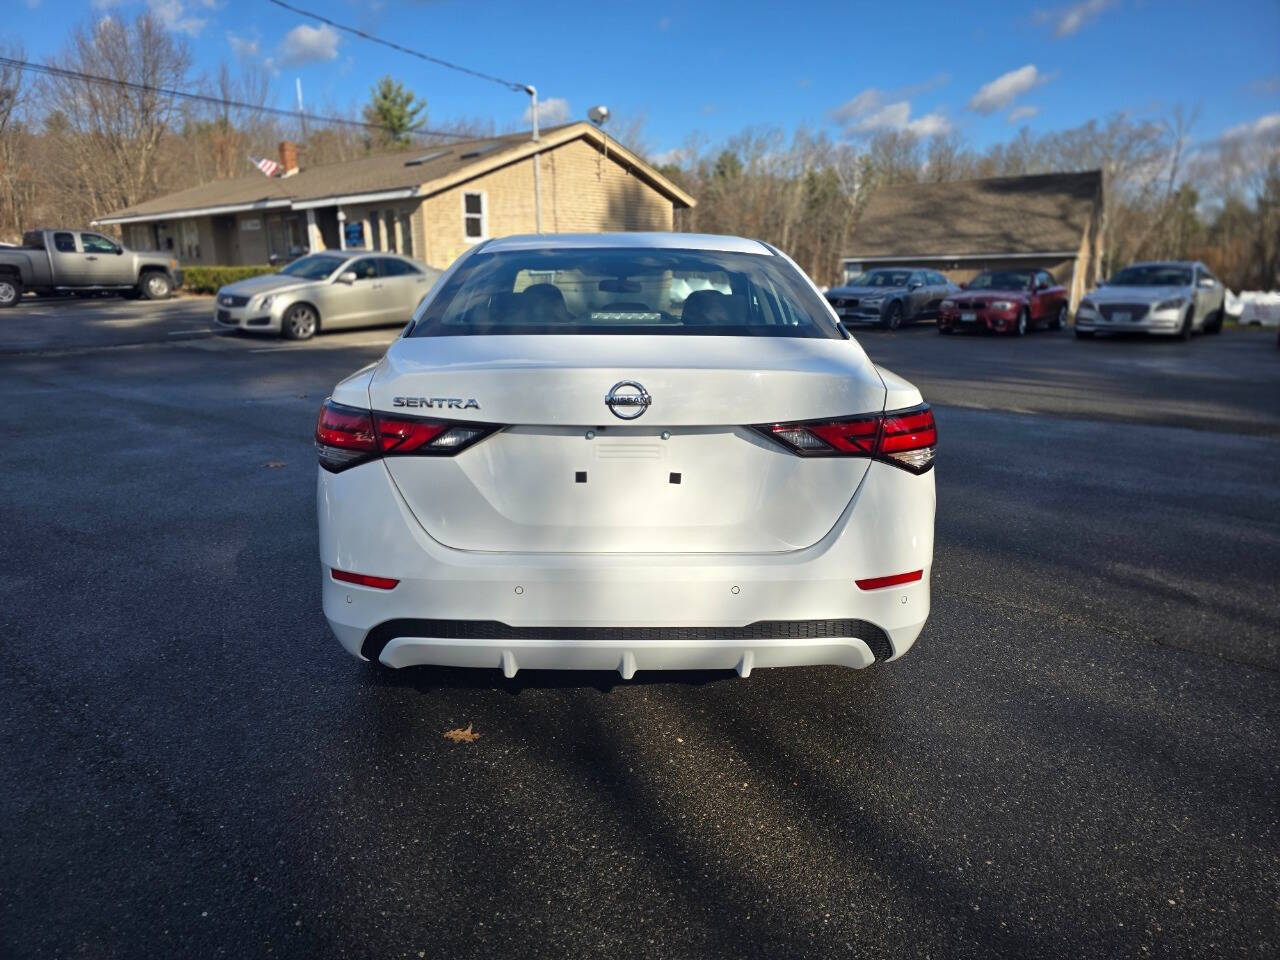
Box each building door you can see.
[315,209,340,251]
[212,216,235,263]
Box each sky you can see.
[12,0,1280,159]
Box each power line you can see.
[267,0,530,94]
[0,56,478,141]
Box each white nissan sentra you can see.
[316,233,936,679]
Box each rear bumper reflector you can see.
[855,570,923,591]
[331,569,400,590]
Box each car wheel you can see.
[1205,308,1224,334]
[0,275,22,308]
[1051,304,1067,330]
[282,304,318,341]
[1179,307,1193,340]
[1015,309,1028,336]
[882,301,903,330]
[141,272,172,300]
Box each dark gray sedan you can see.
[825,268,958,330]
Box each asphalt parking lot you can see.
[1,306,1276,959]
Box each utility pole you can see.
[296,77,307,143]
[526,85,542,234]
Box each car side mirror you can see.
[1198,277,1215,288]
[1036,282,1049,291]
[338,271,357,285]
[115,246,124,255]
[907,281,922,290]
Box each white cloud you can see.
[830,87,951,138]
[1038,0,1116,38]
[1220,113,1280,142]
[147,0,209,36]
[1007,105,1040,124]
[906,112,951,137]
[830,76,953,138]
[227,31,259,59]
[279,23,340,66]
[523,96,570,127]
[968,65,1047,114]
[651,147,686,166]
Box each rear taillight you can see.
[756,404,936,474]
[315,399,498,472]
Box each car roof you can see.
[482,232,774,256]
[1126,260,1196,268]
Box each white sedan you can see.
[315,233,936,678]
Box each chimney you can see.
[278,141,300,177]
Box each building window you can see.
[399,210,414,257]
[463,192,486,240]
[180,220,200,261]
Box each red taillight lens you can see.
[331,568,399,590]
[374,416,449,452]
[756,404,936,474]
[315,400,377,471]
[878,407,938,472]
[315,399,499,472]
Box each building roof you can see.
[96,123,695,224]
[845,170,1103,260]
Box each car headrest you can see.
[681,290,742,326]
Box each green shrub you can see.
[182,264,278,294]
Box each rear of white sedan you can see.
[316,233,936,678]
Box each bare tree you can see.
[0,42,33,240]
[39,12,192,224]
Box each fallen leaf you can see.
[265,460,287,469]
[444,724,480,744]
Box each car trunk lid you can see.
[368,335,886,554]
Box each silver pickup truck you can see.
[0,228,183,308]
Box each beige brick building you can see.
[94,123,695,270]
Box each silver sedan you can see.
[1075,261,1226,340]
[213,252,442,340]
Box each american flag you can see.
[249,155,281,178]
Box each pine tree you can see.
[362,77,426,147]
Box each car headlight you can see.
[1155,297,1187,311]
[991,300,1015,311]
[940,299,955,309]
[1078,299,1096,312]
[253,294,275,310]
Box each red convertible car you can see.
[936,268,1069,336]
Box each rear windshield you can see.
[407,247,843,339]
[1109,265,1192,287]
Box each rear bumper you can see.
[318,457,935,676]
[352,618,895,677]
